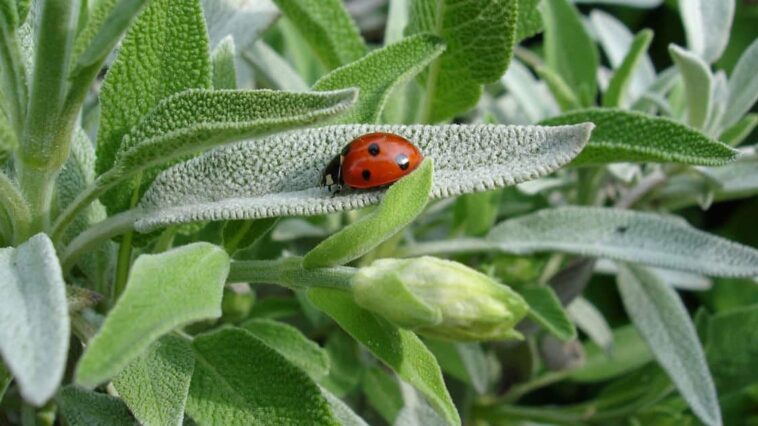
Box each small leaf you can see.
[137,123,592,231]
[309,288,460,426]
[75,243,229,388]
[0,234,69,406]
[240,318,330,380]
[603,29,654,108]
[540,0,598,107]
[487,207,758,277]
[244,41,310,91]
[304,159,432,268]
[58,386,136,426]
[669,44,712,129]
[186,327,338,425]
[519,286,577,341]
[272,0,366,70]
[678,0,735,63]
[407,0,519,122]
[719,113,758,146]
[541,108,738,166]
[313,34,445,124]
[516,0,543,41]
[567,297,613,353]
[699,153,758,202]
[211,36,237,90]
[568,325,653,382]
[113,335,195,426]
[535,65,581,112]
[704,305,758,394]
[723,39,758,130]
[201,0,278,49]
[501,59,559,122]
[617,264,722,426]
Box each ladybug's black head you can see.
[321,154,344,193]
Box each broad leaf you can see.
[241,318,330,380]
[704,306,758,395]
[617,264,721,426]
[272,0,366,70]
[669,44,712,129]
[487,207,758,277]
[304,159,432,269]
[313,34,445,124]
[58,386,136,426]
[406,0,519,123]
[541,109,738,166]
[76,243,229,388]
[603,30,653,108]
[309,288,460,426]
[113,335,195,426]
[0,234,68,406]
[569,325,653,382]
[519,286,576,341]
[723,39,758,130]
[137,123,592,231]
[186,327,338,425]
[678,0,734,63]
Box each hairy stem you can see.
[0,171,31,243]
[228,257,355,291]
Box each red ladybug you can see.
[321,132,423,194]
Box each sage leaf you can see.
[244,41,310,91]
[394,380,449,426]
[96,0,212,213]
[541,109,738,166]
[519,286,576,341]
[487,207,758,277]
[137,123,592,231]
[501,59,559,123]
[186,327,338,425]
[669,44,712,129]
[211,36,237,90]
[202,0,277,49]
[617,264,722,426]
[568,325,652,382]
[602,29,653,108]
[0,234,69,406]
[313,34,445,124]
[720,113,758,147]
[723,39,758,130]
[678,0,734,63]
[0,362,10,402]
[309,288,460,426]
[113,335,195,426]
[76,243,229,388]
[535,65,581,112]
[58,386,136,426]
[540,0,598,107]
[406,0,519,123]
[304,159,432,269]
[516,0,543,41]
[567,297,613,353]
[241,318,330,380]
[272,0,366,70]
[321,386,369,426]
[704,306,758,394]
[699,153,758,202]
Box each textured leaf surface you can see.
[186,327,338,425]
[272,0,366,70]
[520,286,576,341]
[113,335,195,426]
[516,0,542,41]
[313,34,444,123]
[704,306,758,395]
[617,264,721,426]
[241,318,330,380]
[303,159,432,269]
[309,288,460,426]
[0,234,68,406]
[669,44,712,129]
[487,207,758,277]
[541,109,738,166]
[59,386,136,426]
[678,0,734,63]
[211,36,237,90]
[76,243,229,388]
[137,123,592,231]
[723,39,758,130]
[406,0,518,122]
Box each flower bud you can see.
[352,257,529,341]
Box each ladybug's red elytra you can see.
[321,132,424,194]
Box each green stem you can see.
[223,221,253,254]
[112,176,142,300]
[397,238,495,258]
[50,169,120,244]
[576,168,604,206]
[0,171,32,243]
[502,370,571,403]
[60,209,143,272]
[0,19,27,138]
[15,166,56,233]
[417,0,445,124]
[153,226,177,253]
[228,257,355,291]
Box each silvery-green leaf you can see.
[567,297,613,353]
[202,0,278,49]
[617,264,722,426]
[705,71,729,136]
[244,40,309,92]
[321,386,369,426]
[723,38,758,130]
[602,29,654,108]
[393,380,448,426]
[698,151,758,202]
[678,0,734,63]
[136,123,592,231]
[501,58,559,123]
[487,207,758,277]
[669,44,712,129]
[631,66,678,113]
[595,259,712,291]
[384,0,408,45]
[0,234,69,406]
[608,163,641,183]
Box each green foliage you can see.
[703,306,758,395]
[211,36,237,90]
[669,44,712,129]
[520,286,577,341]
[58,386,136,426]
[568,325,653,382]
[516,0,542,41]
[603,30,654,108]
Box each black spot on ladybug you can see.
[362,169,371,181]
[368,143,380,156]
[395,153,409,170]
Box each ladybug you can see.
[321,132,423,194]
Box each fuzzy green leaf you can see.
[516,0,542,41]
[272,0,366,70]
[568,325,653,382]
[520,286,576,341]
[75,243,229,388]
[704,306,758,395]
[0,234,68,406]
[186,327,338,425]
[313,34,445,124]
[540,0,598,107]
[617,264,721,426]
[603,30,653,108]
[241,318,330,380]
[487,207,758,277]
[723,39,758,130]
[678,0,734,64]
[113,335,195,426]
[407,0,519,123]
[669,44,712,129]
[211,36,237,90]
[304,159,432,269]
[137,123,592,231]
[58,386,136,426]
[309,288,460,426]
[96,0,212,212]
[541,109,738,166]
